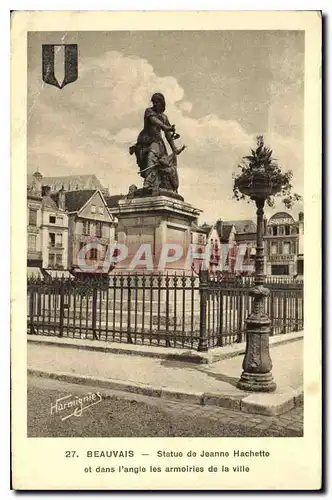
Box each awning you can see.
[44,269,73,279]
[27,267,43,279]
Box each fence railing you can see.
[27,272,304,350]
[203,271,303,347]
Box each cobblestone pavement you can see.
[28,375,303,438]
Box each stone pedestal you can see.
[111,189,202,273]
[108,190,202,343]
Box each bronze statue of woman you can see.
[129,93,185,193]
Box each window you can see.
[49,233,55,247]
[55,233,63,247]
[49,215,56,224]
[283,242,291,255]
[98,206,104,215]
[91,205,96,214]
[285,225,290,236]
[29,209,37,226]
[28,234,36,251]
[48,253,55,267]
[279,225,285,235]
[83,221,90,235]
[272,226,278,236]
[96,222,102,238]
[56,216,64,224]
[271,242,277,255]
[268,227,272,235]
[56,254,62,267]
[89,248,98,260]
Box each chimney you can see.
[216,219,223,238]
[42,185,51,197]
[58,185,66,210]
[31,170,43,195]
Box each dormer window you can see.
[49,215,56,224]
[91,205,96,214]
[98,206,104,215]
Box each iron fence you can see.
[203,271,304,347]
[27,272,303,350]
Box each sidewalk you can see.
[28,335,303,416]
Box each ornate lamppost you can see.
[233,136,301,392]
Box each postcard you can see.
[11,10,322,490]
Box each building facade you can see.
[27,172,70,278]
[40,186,69,277]
[27,172,43,277]
[204,213,304,278]
[65,190,116,276]
[229,219,257,275]
[264,211,301,277]
[296,211,304,277]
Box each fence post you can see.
[127,276,133,344]
[91,285,98,340]
[269,291,274,336]
[236,292,243,343]
[198,269,208,352]
[282,292,287,334]
[28,286,35,334]
[59,279,65,337]
[295,291,299,331]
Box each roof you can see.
[191,223,207,234]
[198,223,213,235]
[27,173,108,194]
[41,195,58,210]
[105,195,125,208]
[220,224,234,241]
[65,190,96,213]
[235,232,256,242]
[268,211,295,223]
[226,219,257,234]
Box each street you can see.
[28,375,303,438]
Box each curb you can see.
[28,368,303,416]
[27,330,303,364]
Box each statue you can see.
[129,93,186,193]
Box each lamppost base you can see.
[237,371,277,393]
[197,344,208,352]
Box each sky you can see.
[27,30,304,223]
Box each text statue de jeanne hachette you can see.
[129,93,186,194]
